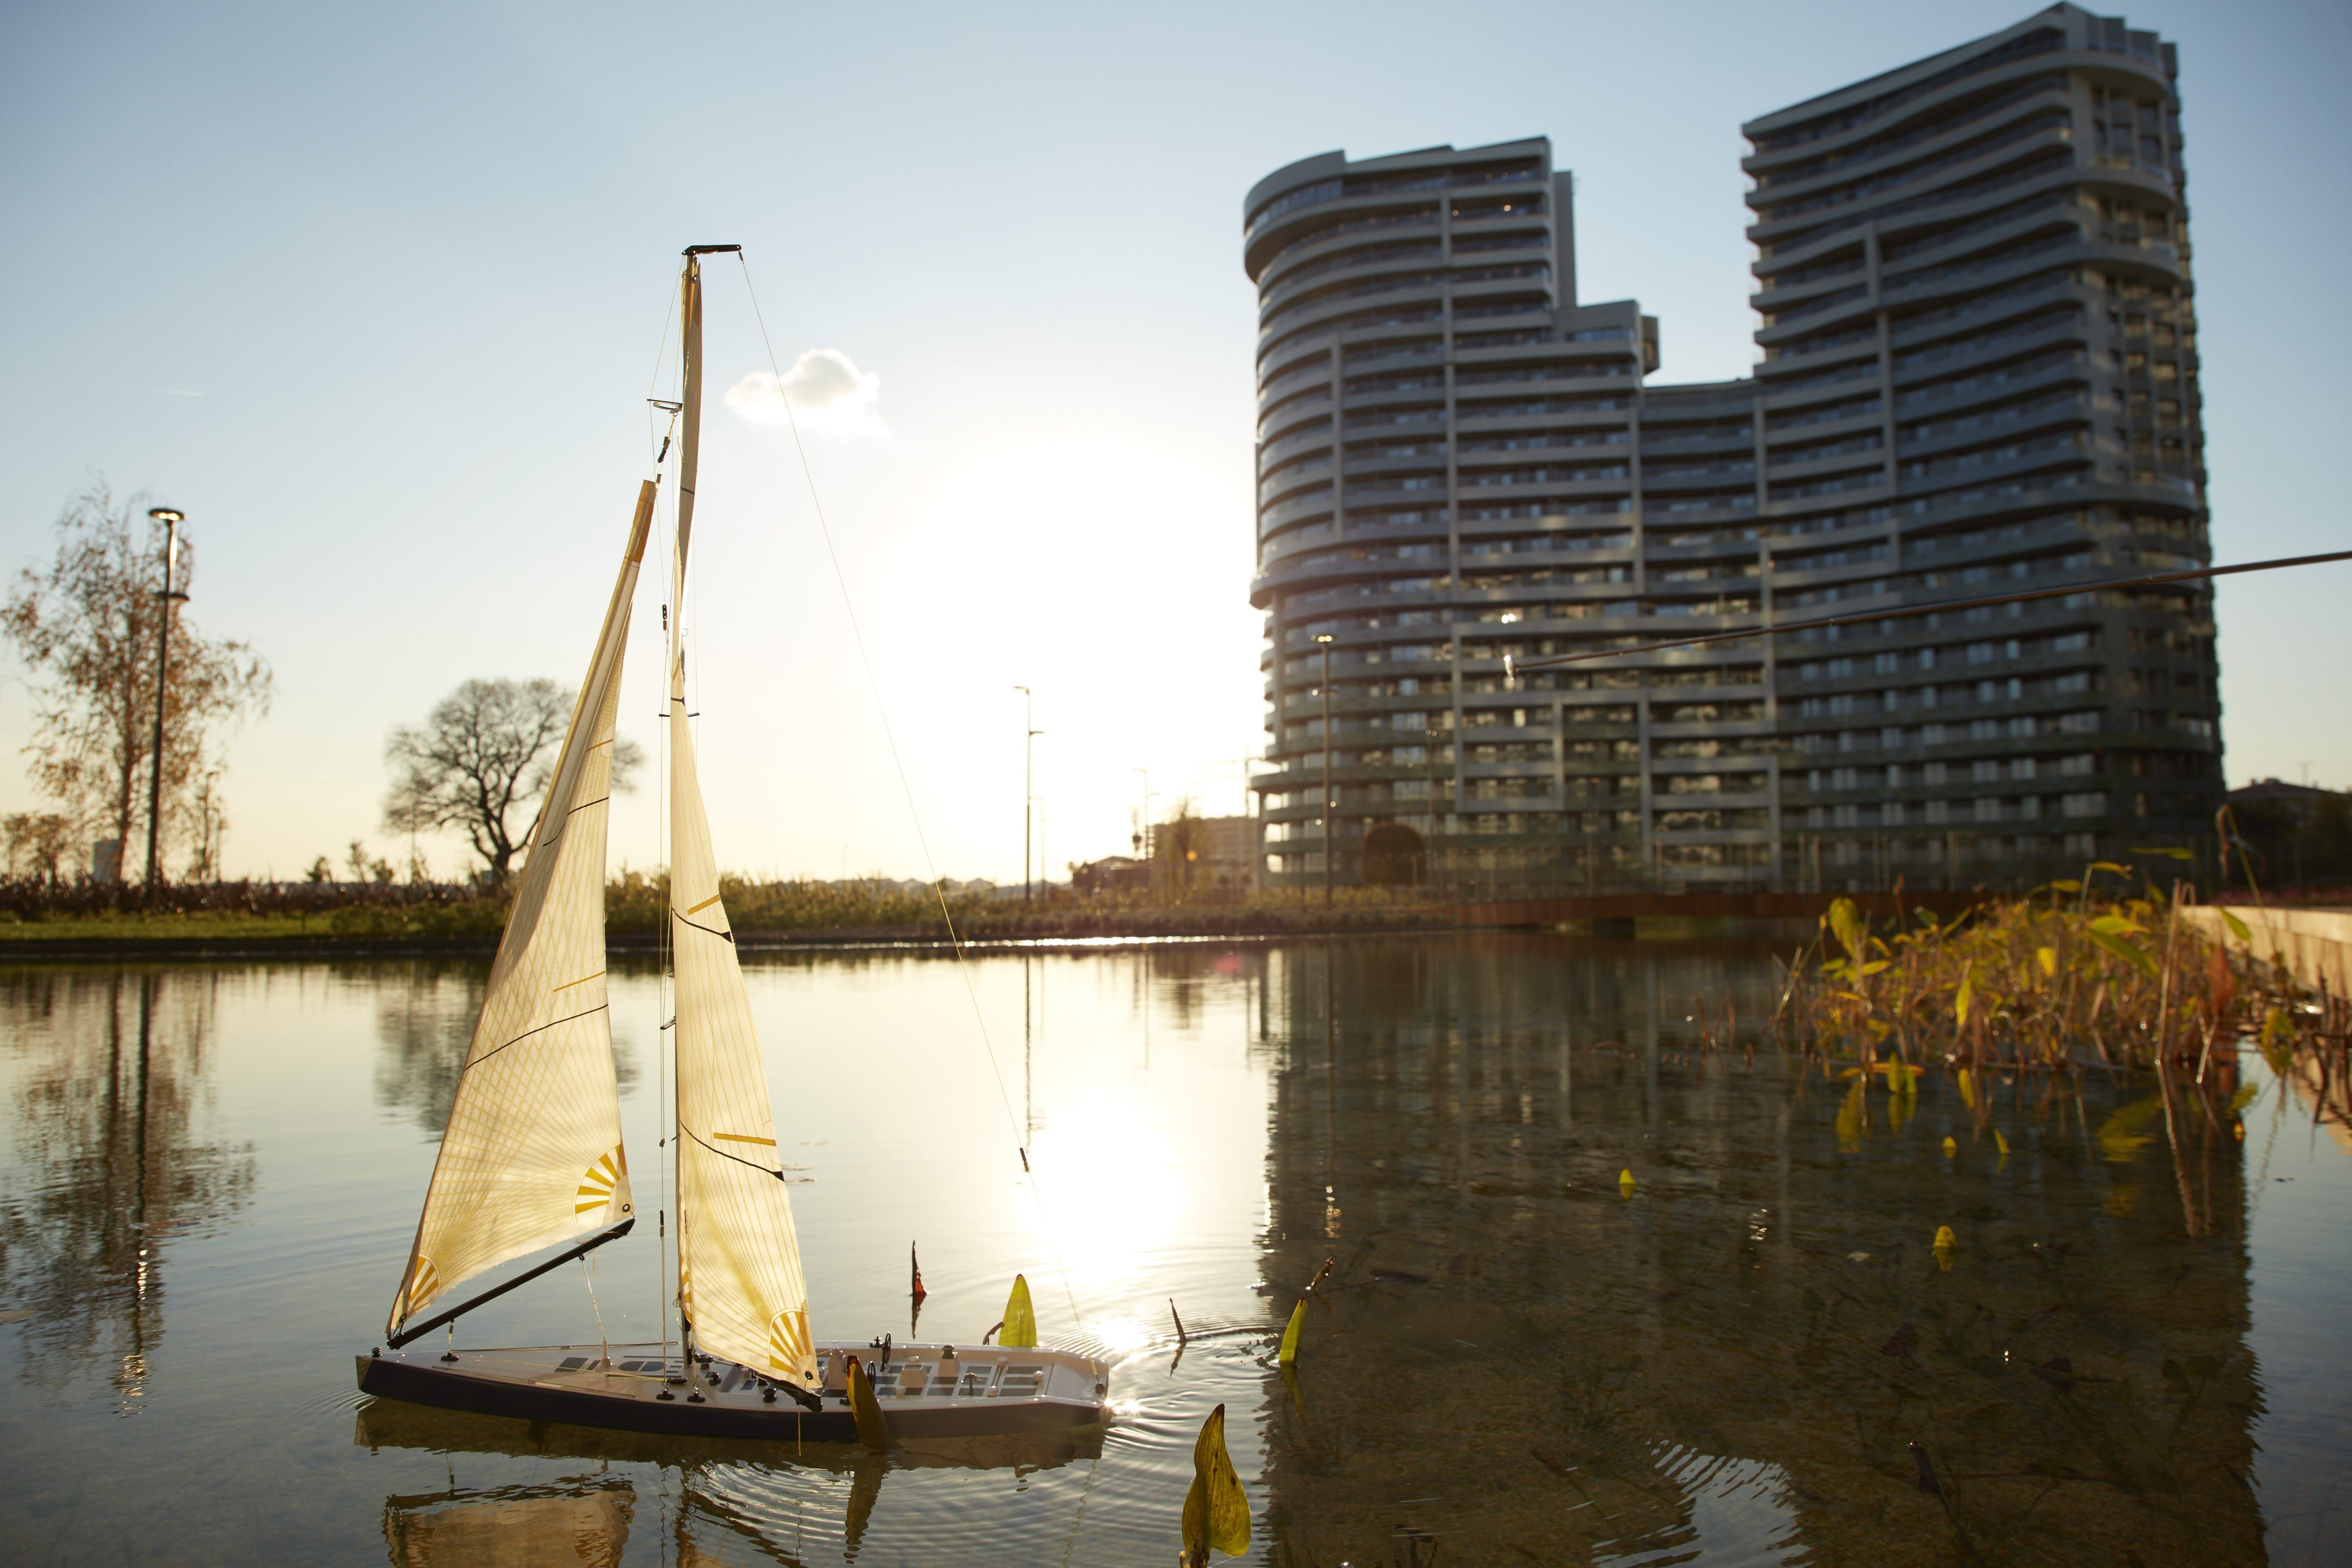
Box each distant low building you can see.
[1072,855,1153,897]
[1140,814,1263,893]
[2224,779,2351,888]
[1191,815,1262,891]
[2226,779,2342,825]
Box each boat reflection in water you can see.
[357,1393,1101,1561]
[383,1478,635,1568]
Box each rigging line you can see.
[671,909,736,943]
[735,253,1084,1327]
[679,1122,789,1180]
[731,256,1021,1157]
[458,1003,611,1076]
[645,284,681,462]
[654,437,678,1370]
[532,794,613,853]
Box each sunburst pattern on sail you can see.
[385,485,655,1338]
[666,252,815,1388]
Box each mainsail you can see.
[668,251,816,1388]
[386,485,654,1338]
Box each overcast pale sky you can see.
[2,1,2344,884]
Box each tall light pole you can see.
[145,508,189,896]
[1015,686,1042,901]
[1315,633,1335,906]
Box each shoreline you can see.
[0,911,1470,961]
[0,887,2066,962]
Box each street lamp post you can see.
[1014,686,1042,901]
[145,508,190,897]
[1315,633,1335,906]
[1132,766,1153,866]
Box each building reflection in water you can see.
[1248,935,2264,1566]
[0,967,254,1415]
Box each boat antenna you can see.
[733,251,1084,1327]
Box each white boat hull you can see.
[357,1340,1109,1441]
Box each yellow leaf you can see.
[1830,898,1865,964]
[1618,1168,1637,1196]
[999,1272,1037,1349]
[2035,946,2056,979]
[1933,1224,1956,1250]
[1277,1297,1308,1367]
[1957,1068,1977,1110]
[2096,1097,2162,1163]
[1956,963,1975,1031]
[1995,1129,2010,1158]
[1942,1136,1957,1158]
[1181,1403,1251,1559]
[2219,908,2251,944]
[1835,1076,1867,1153]
[2088,927,2159,979]
[846,1355,893,1449]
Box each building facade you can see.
[1245,5,2220,890]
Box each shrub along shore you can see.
[0,874,1456,953]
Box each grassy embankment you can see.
[0,874,1447,946]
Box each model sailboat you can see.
[357,247,1109,1439]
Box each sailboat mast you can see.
[670,243,731,1362]
[672,252,699,1363]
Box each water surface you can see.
[0,937,2343,1565]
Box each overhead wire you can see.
[732,252,1084,1326]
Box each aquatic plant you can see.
[1773,870,2336,1073]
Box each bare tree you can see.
[3,812,77,885]
[2,482,273,881]
[382,677,642,886]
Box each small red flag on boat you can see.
[910,1241,927,1301]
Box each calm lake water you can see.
[1,936,2346,1566]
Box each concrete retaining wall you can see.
[2183,905,2352,996]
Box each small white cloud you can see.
[724,349,881,435]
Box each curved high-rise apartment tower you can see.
[1245,4,2219,890]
